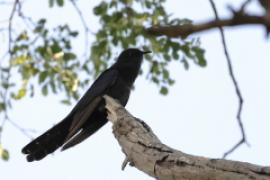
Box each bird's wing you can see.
[69,68,118,115]
[64,68,119,140]
[64,96,102,141]
[21,69,118,160]
[61,113,108,151]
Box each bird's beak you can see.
[143,50,152,54]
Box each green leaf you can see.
[163,53,171,61]
[160,86,168,95]
[61,99,71,105]
[1,149,9,161]
[34,19,46,33]
[13,88,26,100]
[182,57,189,70]
[93,2,108,15]
[56,0,64,6]
[150,61,159,74]
[109,1,117,8]
[51,42,62,54]
[193,47,206,67]
[11,54,28,65]
[16,31,29,41]
[2,82,10,89]
[0,145,9,161]
[38,18,46,25]
[162,69,169,79]
[70,31,78,37]
[63,52,76,61]
[42,85,48,96]
[180,44,192,58]
[39,71,48,83]
[168,78,175,85]
[49,81,57,94]
[0,102,5,112]
[151,76,159,84]
[172,51,179,60]
[49,0,54,7]
[145,0,154,9]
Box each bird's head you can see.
[118,48,151,60]
[115,48,151,68]
[113,48,151,82]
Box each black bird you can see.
[22,48,151,162]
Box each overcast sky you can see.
[0,0,270,179]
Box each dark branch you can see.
[208,0,248,158]
[146,14,269,37]
[239,0,252,12]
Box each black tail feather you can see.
[62,116,107,151]
[22,110,108,161]
[22,116,73,161]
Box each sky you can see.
[0,0,270,179]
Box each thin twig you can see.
[5,0,19,105]
[0,115,36,140]
[69,0,89,32]
[0,0,19,143]
[6,118,35,139]
[239,0,252,12]
[8,0,18,53]
[69,0,91,58]
[208,0,248,158]
[17,1,36,30]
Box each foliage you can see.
[91,0,206,95]
[0,0,207,160]
[0,143,9,161]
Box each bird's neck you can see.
[112,62,141,85]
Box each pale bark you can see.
[103,95,270,180]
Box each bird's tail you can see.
[61,111,108,151]
[21,116,73,162]
[22,112,108,162]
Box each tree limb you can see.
[146,14,270,38]
[103,95,270,180]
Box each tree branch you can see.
[8,0,19,53]
[69,0,92,58]
[146,14,270,38]
[0,0,20,143]
[208,0,247,158]
[104,95,270,180]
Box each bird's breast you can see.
[107,77,131,106]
